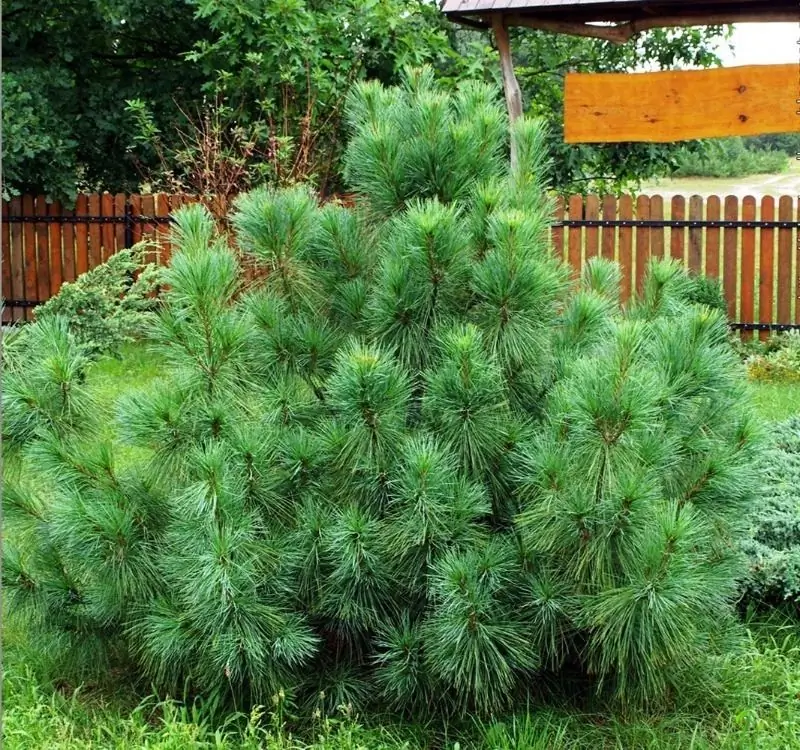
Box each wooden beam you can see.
[492,13,524,168]
[507,12,799,44]
[493,14,523,122]
[564,64,797,143]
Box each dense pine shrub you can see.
[3,71,762,717]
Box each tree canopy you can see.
[2,0,731,202]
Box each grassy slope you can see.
[4,344,800,749]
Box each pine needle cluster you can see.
[3,69,762,717]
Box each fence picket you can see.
[114,194,127,255]
[130,194,143,247]
[634,195,650,294]
[759,196,775,341]
[552,196,564,262]
[723,196,739,320]
[24,198,37,315]
[670,195,685,265]
[618,195,633,303]
[777,196,793,325]
[141,195,156,265]
[585,195,599,262]
[688,195,703,273]
[75,195,90,277]
[101,193,115,263]
[62,203,76,285]
[88,193,102,269]
[705,195,721,279]
[795,197,800,326]
[601,194,616,261]
[740,196,757,341]
[9,198,24,321]
[48,200,63,297]
[568,194,583,280]
[156,194,171,264]
[2,202,11,323]
[649,195,664,260]
[35,196,50,306]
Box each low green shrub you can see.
[32,245,162,359]
[746,332,800,383]
[741,416,800,611]
[672,138,788,179]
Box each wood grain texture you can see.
[776,195,792,325]
[758,196,774,340]
[634,195,650,294]
[723,196,738,320]
[584,194,599,261]
[740,195,756,340]
[75,195,89,276]
[48,201,63,297]
[9,198,24,321]
[670,195,685,265]
[62,203,76,284]
[567,194,583,280]
[2,202,11,323]
[88,193,102,269]
[618,194,633,303]
[649,195,663,260]
[601,194,616,260]
[688,194,703,273]
[705,195,720,279]
[565,64,797,143]
[35,196,50,303]
[101,193,114,262]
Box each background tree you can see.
[2,0,210,201]
[4,0,736,202]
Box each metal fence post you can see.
[124,201,134,249]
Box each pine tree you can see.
[3,68,761,717]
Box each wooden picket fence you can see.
[3,192,799,340]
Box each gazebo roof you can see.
[441,0,798,37]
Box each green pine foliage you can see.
[3,70,762,718]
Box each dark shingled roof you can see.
[441,0,798,25]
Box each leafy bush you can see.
[672,138,788,179]
[31,246,162,359]
[3,72,761,718]
[746,332,800,383]
[741,417,800,611]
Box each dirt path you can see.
[640,159,800,197]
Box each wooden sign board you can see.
[564,64,797,143]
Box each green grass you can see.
[750,382,800,422]
[5,619,800,749]
[5,343,800,749]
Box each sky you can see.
[716,23,799,66]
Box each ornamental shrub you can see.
[741,416,800,610]
[32,245,162,359]
[3,70,762,717]
[746,332,800,383]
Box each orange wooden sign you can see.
[564,64,798,143]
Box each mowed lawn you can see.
[4,343,800,750]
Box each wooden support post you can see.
[492,13,523,168]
